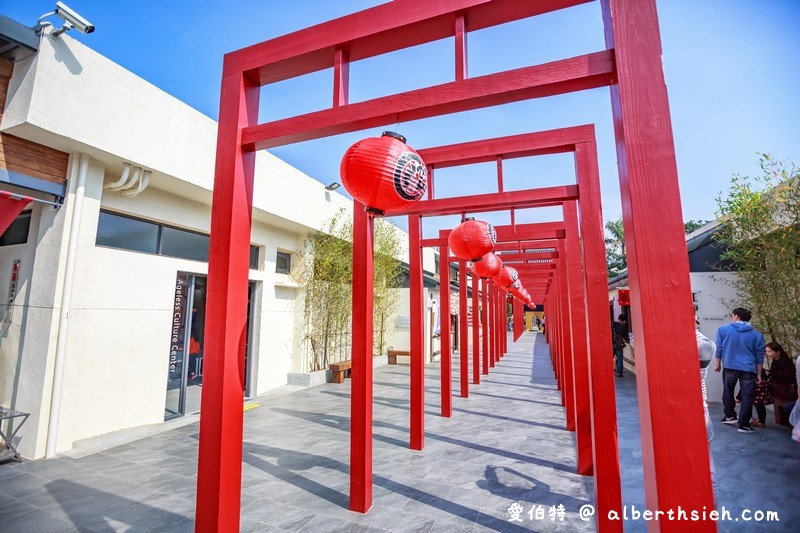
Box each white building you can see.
[0,22,439,459]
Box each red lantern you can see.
[617,289,630,307]
[494,266,519,287]
[340,131,428,215]
[471,252,503,279]
[449,218,496,261]
[505,280,522,293]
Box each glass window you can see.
[160,227,210,262]
[276,251,291,274]
[96,211,158,253]
[249,246,260,270]
[0,211,31,246]
[97,210,262,268]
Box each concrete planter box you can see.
[287,369,330,387]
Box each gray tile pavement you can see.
[0,332,797,532]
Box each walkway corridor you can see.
[0,332,797,531]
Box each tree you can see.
[684,219,710,234]
[605,218,626,279]
[292,209,403,371]
[713,154,800,357]
[372,218,403,356]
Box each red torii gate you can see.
[200,1,714,532]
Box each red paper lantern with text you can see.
[340,131,428,215]
[494,266,518,288]
[449,218,496,261]
[505,280,522,294]
[471,252,503,279]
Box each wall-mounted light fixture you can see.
[324,182,341,191]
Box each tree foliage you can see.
[605,218,627,279]
[713,154,800,357]
[605,217,715,279]
[292,209,403,371]
[684,219,711,234]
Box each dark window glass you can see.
[249,246,259,270]
[97,210,262,268]
[276,251,291,274]
[160,227,210,262]
[0,211,31,246]
[96,211,158,253]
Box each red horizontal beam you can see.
[492,240,560,251]
[385,185,578,217]
[494,221,564,237]
[224,0,592,84]
[418,125,595,168]
[506,264,557,271]
[496,251,558,260]
[510,263,558,274]
[242,52,615,149]
[420,238,448,248]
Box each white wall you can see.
[692,272,741,403]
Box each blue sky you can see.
[6,1,798,237]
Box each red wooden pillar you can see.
[497,288,504,361]
[502,293,508,356]
[196,70,258,532]
[409,215,424,450]
[458,262,469,398]
[564,201,593,475]
[494,288,506,364]
[498,290,504,359]
[349,203,375,513]
[488,286,496,366]
[557,240,576,432]
[471,272,480,384]
[548,295,557,382]
[481,279,489,374]
[552,273,562,393]
[438,241,452,418]
[602,0,716,525]
[576,139,623,530]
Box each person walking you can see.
[715,307,766,434]
[612,314,628,377]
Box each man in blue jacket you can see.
[714,307,766,433]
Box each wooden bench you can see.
[387,349,441,364]
[330,361,352,384]
[388,350,410,365]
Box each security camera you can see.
[51,2,95,36]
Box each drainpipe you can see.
[45,153,90,458]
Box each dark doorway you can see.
[164,274,255,419]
